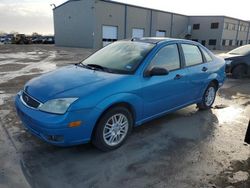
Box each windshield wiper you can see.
[76,62,114,73]
[75,62,89,68]
[86,64,105,70]
[76,62,98,70]
[86,64,114,73]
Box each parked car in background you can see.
[0,36,12,44]
[220,44,250,78]
[32,36,43,44]
[12,34,31,44]
[0,37,4,44]
[42,37,55,44]
[15,38,226,151]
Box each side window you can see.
[150,44,180,71]
[181,44,203,66]
[200,47,213,62]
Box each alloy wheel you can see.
[103,113,129,146]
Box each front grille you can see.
[21,92,41,108]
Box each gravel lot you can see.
[0,45,249,188]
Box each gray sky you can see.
[0,0,249,35]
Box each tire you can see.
[232,65,246,79]
[197,82,217,110]
[92,106,133,151]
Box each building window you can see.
[224,23,229,30]
[240,26,246,32]
[211,22,219,29]
[249,40,250,44]
[209,39,217,45]
[201,40,206,46]
[193,24,200,30]
[222,40,226,46]
[225,23,236,31]
[240,40,243,46]
[229,40,233,46]
[230,24,235,30]
[156,30,166,37]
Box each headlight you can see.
[38,98,78,114]
[225,60,232,65]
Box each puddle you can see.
[27,51,44,55]
[215,106,243,124]
[0,51,57,84]
[0,91,15,106]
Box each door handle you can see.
[174,74,182,80]
[202,67,208,72]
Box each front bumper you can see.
[15,94,101,146]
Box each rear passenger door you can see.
[180,43,212,100]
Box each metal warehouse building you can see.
[53,0,250,50]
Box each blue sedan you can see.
[15,38,226,151]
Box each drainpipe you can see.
[246,22,250,44]
[219,17,225,50]
[235,20,240,46]
[170,14,173,37]
[124,5,127,39]
[149,10,153,37]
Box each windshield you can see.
[81,41,155,74]
[228,45,250,55]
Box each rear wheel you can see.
[92,106,133,151]
[232,65,246,79]
[197,82,217,110]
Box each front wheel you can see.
[92,106,133,151]
[197,83,217,110]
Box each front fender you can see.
[95,93,143,124]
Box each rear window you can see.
[181,44,203,66]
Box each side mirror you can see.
[144,67,169,77]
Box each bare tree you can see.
[10,31,19,35]
[32,32,40,36]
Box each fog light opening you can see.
[48,135,64,142]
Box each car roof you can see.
[131,37,198,45]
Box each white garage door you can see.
[132,28,144,38]
[156,30,166,37]
[102,25,118,47]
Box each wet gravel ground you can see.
[0,45,249,188]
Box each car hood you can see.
[219,53,242,60]
[24,65,117,102]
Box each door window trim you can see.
[144,43,183,75]
[179,43,206,68]
[198,46,214,63]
